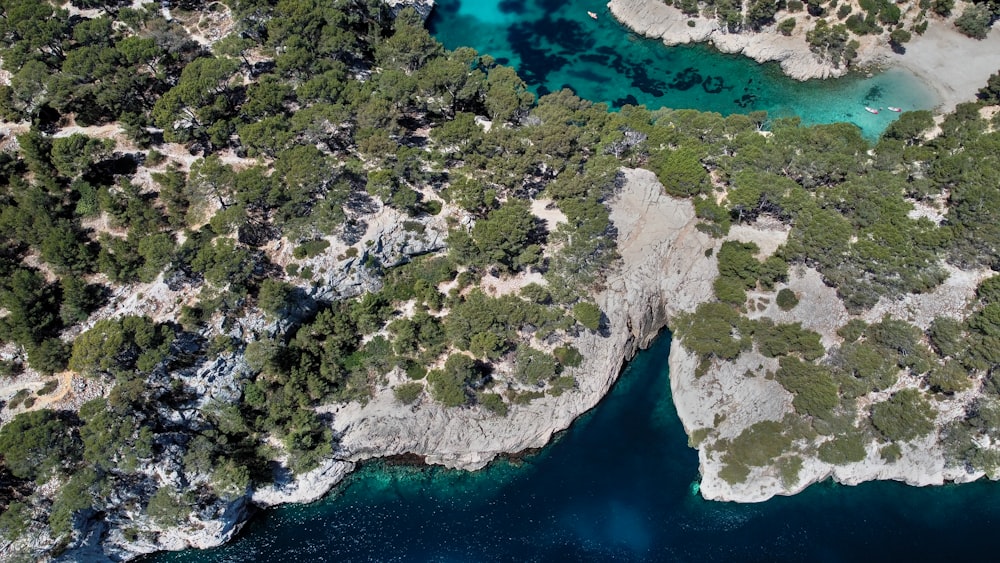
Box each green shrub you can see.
[258,278,294,317]
[714,276,748,306]
[889,28,911,47]
[0,409,79,481]
[405,362,428,380]
[27,338,70,375]
[511,390,545,405]
[553,345,584,367]
[955,4,991,39]
[8,388,30,409]
[776,288,799,310]
[774,357,839,417]
[675,302,752,362]
[0,501,28,541]
[520,283,552,304]
[880,443,902,462]
[787,0,804,11]
[293,238,330,259]
[755,320,824,360]
[427,353,479,407]
[689,428,712,447]
[817,432,867,464]
[837,319,867,343]
[871,388,936,442]
[477,392,508,415]
[211,460,251,500]
[778,17,797,35]
[548,375,576,396]
[928,316,964,358]
[759,255,789,290]
[833,341,899,395]
[928,361,972,394]
[38,379,58,395]
[146,149,166,166]
[719,462,751,484]
[722,420,794,467]
[573,301,603,331]
[777,455,803,487]
[514,346,559,386]
[146,485,193,527]
[717,241,761,288]
[394,382,424,405]
[49,469,98,538]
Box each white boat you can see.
[588,10,597,19]
[864,106,879,114]
[887,106,902,112]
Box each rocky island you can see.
[1,0,1000,561]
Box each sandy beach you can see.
[890,21,1000,112]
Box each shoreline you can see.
[607,0,1000,113]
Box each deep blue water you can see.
[428,0,938,139]
[147,6,992,561]
[154,333,1000,562]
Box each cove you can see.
[428,0,938,139]
[152,333,1000,562]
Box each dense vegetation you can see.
[0,0,624,553]
[0,0,998,556]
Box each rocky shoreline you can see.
[607,0,1000,111]
[51,166,997,560]
[607,0,883,81]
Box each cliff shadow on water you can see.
[428,0,938,139]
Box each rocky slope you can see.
[322,168,716,472]
[669,263,992,502]
[35,167,714,562]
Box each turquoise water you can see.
[145,8,985,561]
[428,0,938,139]
[153,334,1000,562]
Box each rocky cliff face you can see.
[91,168,712,562]
[323,168,716,471]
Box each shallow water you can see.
[153,334,1000,562]
[428,0,938,139]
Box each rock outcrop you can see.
[668,245,993,502]
[386,0,435,21]
[321,168,716,471]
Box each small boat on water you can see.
[887,106,902,112]
[864,106,879,114]
[588,10,597,19]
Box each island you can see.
[0,0,999,560]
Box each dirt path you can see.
[33,371,75,408]
[0,371,75,419]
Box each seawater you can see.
[149,7,987,561]
[152,334,1000,562]
[429,0,939,139]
